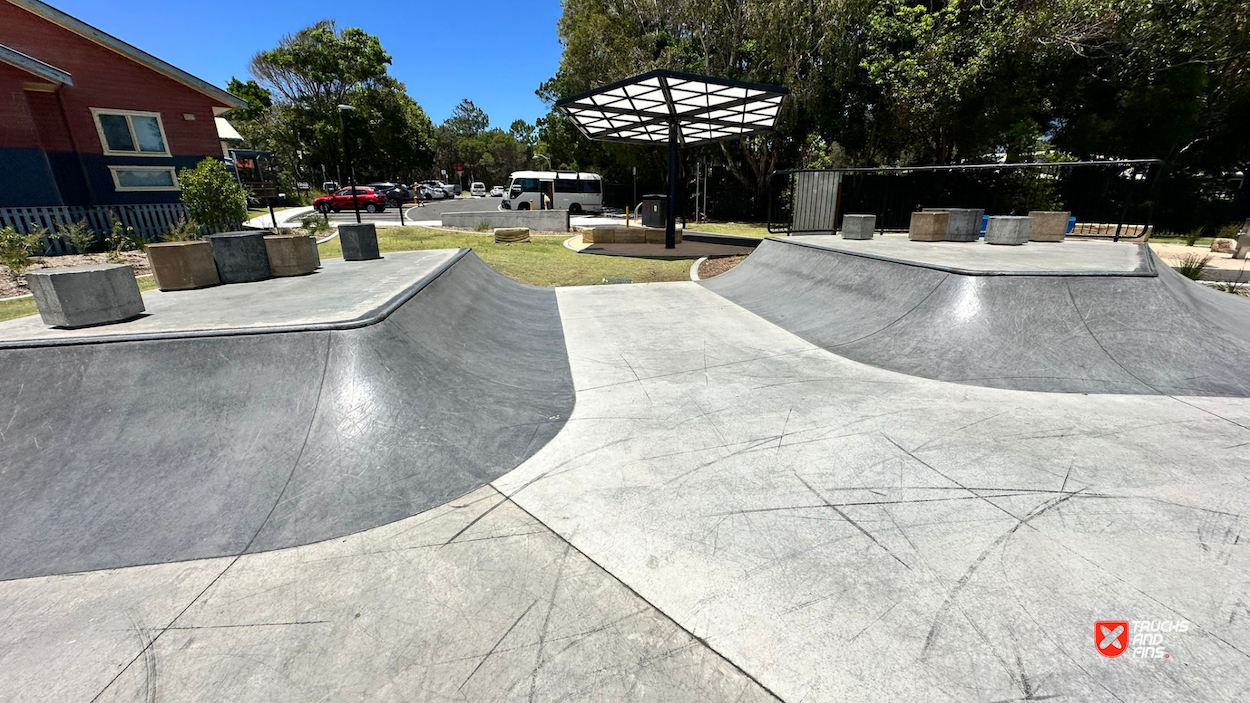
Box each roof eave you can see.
[0,42,71,85]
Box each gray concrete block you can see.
[26,264,144,328]
[339,223,381,261]
[985,216,1032,245]
[442,209,571,232]
[205,231,272,283]
[945,208,984,241]
[841,214,876,240]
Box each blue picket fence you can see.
[0,203,207,254]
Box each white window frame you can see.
[90,108,171,157]
[108,165,180,192]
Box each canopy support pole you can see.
[666,122,678,249]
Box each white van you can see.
[470,181,487,197]
[502,171,603,214]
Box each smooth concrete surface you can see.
[204,231,271,283]
[0,252,574,580]
[25,264,145,328]
[703,238,1250,395]
[0,250,459,344]
[789,234,1148,275]
[5,244,1250,703]
[986,216,1032,245]
[496,281,1250,703]
[339,222,381,261]
[841,214,876,240]
[442,209,571,232]
[1,486,773,702]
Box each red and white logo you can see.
[1096,621,1129,657]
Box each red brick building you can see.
[0,0,242,207]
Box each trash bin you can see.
[640,194,667,228]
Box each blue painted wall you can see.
[0,148,62,207]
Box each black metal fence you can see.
[768,160,1176,240]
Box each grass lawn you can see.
[319,227,691,287]
[0,276,158,323]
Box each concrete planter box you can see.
[1029,210,1070,242]
[145,240,220,291]
[26,264,144,328]
[339,223,381,261]
[841,214,876,240]
[909,211,949,242]
[205,231,271,283]
[264,234,319,277]
[985,216,1032,245]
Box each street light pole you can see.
[337,104,360,224]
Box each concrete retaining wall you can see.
[442,209,571,232]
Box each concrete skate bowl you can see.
[0,251,574,581]
[702,237,1250,396]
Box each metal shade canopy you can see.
[556,70,788,248]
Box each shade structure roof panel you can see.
[555,69,788,146]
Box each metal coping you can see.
[769,237,1159,278]
[0,249,472,350]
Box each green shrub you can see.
[1173,253,1211,280]
[163,217,202,242]
[179,158,248,230]
[106,215,142,262]
[476,221,491,232]
[0,226,44,276]
[299,214,332,238]
[57,219,97,254]
[1184,230,1203,247]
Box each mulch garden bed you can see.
[0,251,150,299]
[698,255,745,279]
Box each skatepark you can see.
[2,219,1249,702]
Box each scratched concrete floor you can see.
[3,280,1249,702]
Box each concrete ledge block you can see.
[264,234,319,276]
[494,227,530,243]
[909,212,949,242]
[842,214,876,240]
[1029,211,1069,242]
[146,241,219,291]
[985,216,1032,245]
[442,209,570,232]
[26,264,144,328]
[644,228,666,244]
[339,223,381,261]
[617,229,646,244]
[587,227,615,244]
[205,231,272,283]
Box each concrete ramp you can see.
[702,237,1250,396]
[0,251,575,581]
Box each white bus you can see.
[502,170,603,214]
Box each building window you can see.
[91,109,170,156]
[108,166,179,192]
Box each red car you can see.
[314,186,388,214]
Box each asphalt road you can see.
[320,195,505,227]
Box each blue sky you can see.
[50,0,565,127]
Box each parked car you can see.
[420,180,456,199]
[489,185,505,197]
[367,182,414,208]
[470,182,487,197]
[417,184,445,200]
[313,186,388,213]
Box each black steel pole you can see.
[339,109,361,224]
[666,123,678,249]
